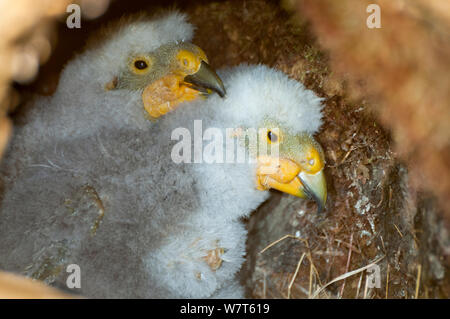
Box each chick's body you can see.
[0,119,247,297]
[0,12,235,298]
[0,28,325,297]
[146,64,325,296]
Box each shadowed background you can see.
[0,0,448,298]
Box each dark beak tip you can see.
[217,88,226,98]
[317,201,325,214]
[301,177,326,214]
[310,193,325,214]
[184,60,226,98]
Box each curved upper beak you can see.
[184,61,226,98]
[298,170,327,214]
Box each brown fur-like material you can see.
[294,0,450,218]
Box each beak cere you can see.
[184,61,226,97]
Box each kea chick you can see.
[0,11,227,298]
[9,10,224,148]
[155,64,327,295]
[0,63,325,298]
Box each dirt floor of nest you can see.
[14,0,449,298]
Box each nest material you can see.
[294,0,450,218]
[184,0,449,298]
[1,0,449,298]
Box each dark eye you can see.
[134,60,148,70]
[267,131,278,143]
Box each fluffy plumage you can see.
[213,65,323,135]
[0,46,324,298]
[209,278,245,299]
[159,64,325,221]
[10,12,195,146]
[0,11,232,298]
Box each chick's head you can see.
[220,65,327,212]
[113,42,225,119]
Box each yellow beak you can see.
[142,61,225,119]
[257,157,327,213]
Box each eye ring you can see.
[130,56,152,74]
[267,130,278,143]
